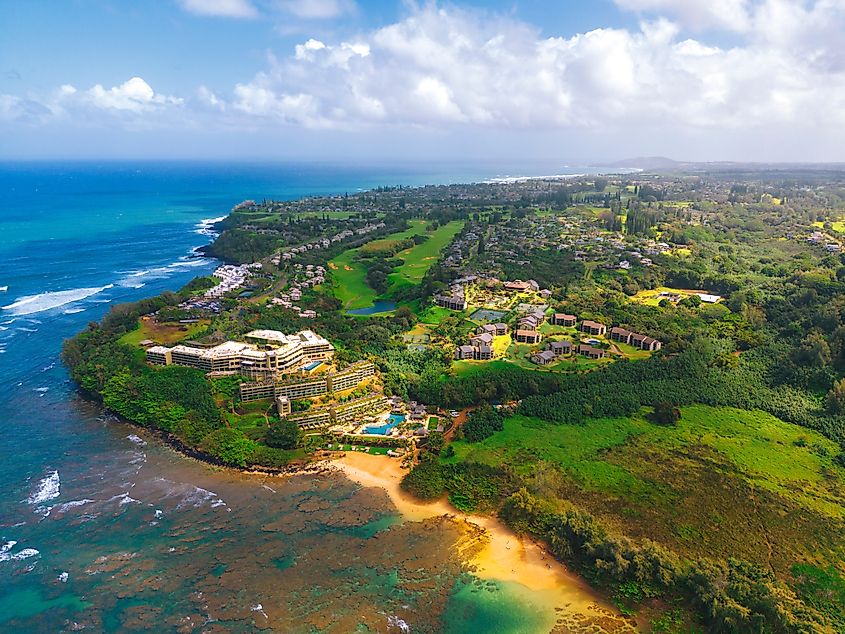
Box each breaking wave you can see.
[2,285,114,316]
[0,541,40,563]
[26,470,60,506]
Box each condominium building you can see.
[285,394,389,429]
[239,361,376,403]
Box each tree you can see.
[265,419,301,449]
[679,295,702,309]
[200,428,257,467]
[651,402,681,426]
[463,402,505,442]
[826,378,845,414]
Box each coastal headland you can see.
[62,173,845,631]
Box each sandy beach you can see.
[333,452,616,613]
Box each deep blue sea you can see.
[0,161,609,633]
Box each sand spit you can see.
[331,451,638,631]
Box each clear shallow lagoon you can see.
[0,161,619,632]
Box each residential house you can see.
[514,329,542,344]
[580,320,607,336]
[551,313,577,327]
[531,350,557,365]
[455,345,476,360]
[630,333,662,351]
[476,324,498,336]
[549,340,573,356]
[470,332,494,347]
[609,327,633,344]
[577,344,606,359]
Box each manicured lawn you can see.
[813,220,845,233]
[452,359,513,377]
[612,341,652,360]
[418,304,464,325]
[329,220,462,310]
[630,286,714,306]
[328,247,376,310]
[386,220,464,293]
[443,405,845,574]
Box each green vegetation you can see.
[328,219,462,310]
[66,172,845,631]
[461,403,505,442]
[386,220,464,292]
[328,248,374,310]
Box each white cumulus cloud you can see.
[4,1,845,161]
[83,77,183,112]
[614,0,752,31]
[217,2,845,134]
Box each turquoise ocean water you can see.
[0,161,599,633]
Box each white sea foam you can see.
[175,483,226,510]
[0,541,40,563]
[34,386,49,392]
[17,327,38,333]
[117,257,206,288]
[167,258,207,269]
[0,286,8,292]
[53,499,95,514]
[107,492,140,507]
[194,216,227,237]
[63,307,86,314]
[2,285,114,316]
[26,470,60,506]
[126,434,147,447]
[251,604,268,618]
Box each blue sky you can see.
[2,1,630,96]
[2,0,844,162]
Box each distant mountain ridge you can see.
[593,157,845,173]
[593,156,682,170]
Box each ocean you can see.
[0,161,621,633]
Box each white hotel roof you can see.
[245,329,330,346]
[171,341,254,359]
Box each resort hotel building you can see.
[145,329,334,378]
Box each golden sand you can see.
[333,452,609,609]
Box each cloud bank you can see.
[3,1,845,160]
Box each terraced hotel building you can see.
[145,329,334,377]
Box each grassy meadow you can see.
[119,318,210,347]
[443,404,845,575]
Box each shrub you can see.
[651,402,682,426]
[200,428,257,467]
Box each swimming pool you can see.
[363,413,405,435]
[303,361,322,371]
